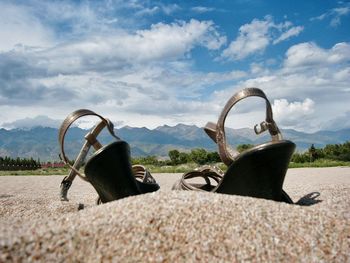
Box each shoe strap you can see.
[132,165,157,184]
[204,88,282,166]
[175,165,224,191]
[58,109,120,183]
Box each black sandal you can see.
[172,88,295,203]
[58,109,159,203]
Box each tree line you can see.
[132,144,269,166]
[132,141,350,166]
[292,141,350,163]
[0,156,41,170]
[2,141,349,170]
[132,148,221,166]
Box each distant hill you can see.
[0,125,349,161]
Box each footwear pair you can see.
[59,88,295,204]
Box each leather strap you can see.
[173,165,224,191]
[58,109,120,181]
[205,88,282,166]
[132,165,157,184]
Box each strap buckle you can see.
[254,121,278,135]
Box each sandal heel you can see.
[84,141,138,203]
[217,141,295,202]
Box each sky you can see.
[0,0,349,132]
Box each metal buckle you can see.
[254,121,277,135]
[254,121,268,135]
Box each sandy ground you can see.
[0,167,350,262]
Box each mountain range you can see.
[0,124,349,161]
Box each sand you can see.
[1,167,349,262]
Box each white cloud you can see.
[250,62,270,75]
[135,6,160,16]
[131,20,226,57]
[0,18,227,102]
[221,17,272,60]
[0,3,54,52]
[160,3,181,15]
[333,6,350,15]
[35,19,226,72]
[331,6,350,27]
[311,13,327,21]
[228,42,350,131]
[2,116,62,129]
[191,6,215,13]
[334,67,350,81]
[125,1,180,16]
[0,0,183,47]
[221,16,303,60]
[272,98,315,127]
[273,26,304,44]
[311,6,350,27]
[284,42,350,68]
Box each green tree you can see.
[168,149,180,165]
[178,152,189,164]
[308,144,316,162]
[237,144,254,153]
[206,151,221,163]
[291,152,309,163]
[190,148,208,165]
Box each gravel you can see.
[1,167,350,262]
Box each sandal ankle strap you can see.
[205,88,282,166]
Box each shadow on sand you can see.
[295,192,322,206]
[0,194,14,199]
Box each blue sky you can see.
[0,0,349,132]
